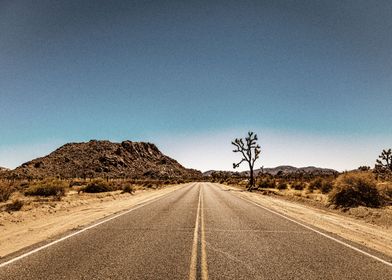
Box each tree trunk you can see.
[248,166,254,191]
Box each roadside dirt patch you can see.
[0,184,188,258]
[218,184,392,258]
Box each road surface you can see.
[1,183,391,279]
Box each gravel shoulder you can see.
[0,183,188,258]
[217,183,392,258]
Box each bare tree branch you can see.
[232,131,261,191]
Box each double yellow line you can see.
[189,185,208,280]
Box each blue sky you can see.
[1,0,391,171]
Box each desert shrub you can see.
[277,182,288,190]
[25,184,65,197]
[0,183,14,202]
[6,199,24,211]
[308,178,333,193]
[320,180,333,194]
[291,181,306,190]
[122,185,135,194]
[308,178,323,192]
[378,182,392,205]
[257,179,276,189]
[69,180,84,187]
[82,179,113,193]
[329,172,382,208]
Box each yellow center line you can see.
[200,186,209,280]
[189,185,202,280]
[189,184,209,280]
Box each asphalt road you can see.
[1,183,391,279]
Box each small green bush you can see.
[329,172,382,208]
[6,199,24,211]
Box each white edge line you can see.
[0,183,193,268]
[237,195,392,267]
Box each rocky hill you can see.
[10,140,201,179]
[0,167,9,175]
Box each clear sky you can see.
[1,0,391,171]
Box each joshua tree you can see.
[375,149,392,174]
[232,131,261,191]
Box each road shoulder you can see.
[0,183,188,259]
[216,183,392,258]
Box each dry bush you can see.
[82,179,115,193]
[308,178,323,192]
[378,182,392,205]
[329,172,382,208]
[291,181,306,190]
[277,181,288,190]
[121,185,135,194]
[308,178,333,193]
[320,180,333,194]
[257,179,276,189]
[25,179,67,197]
[0,182,15,202]
[6,199,24,211]
[69,180,84,187]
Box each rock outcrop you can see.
[11,140,201,179]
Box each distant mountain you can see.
[251,165,338,176]
[204,165,338,177]
[10,140,202,179]
[202,170,242,177]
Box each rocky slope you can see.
[10,140,201,179]
[0,167,9,175]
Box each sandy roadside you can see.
[0,183,189,258]
[216,183,392,258]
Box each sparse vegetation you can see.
[82,179,114,193]
[320,179,333,194]
[308,178,333,194]
[308,178,323,192]
[291,181,306,191]
[377,182,392,206]
[25,184,65,197]
[329,172,382,208]
[0,182,14,202]
[277,181,288,190]
[257,178,276,189]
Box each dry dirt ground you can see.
[217,183,392,258]
[0,184,187,258]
